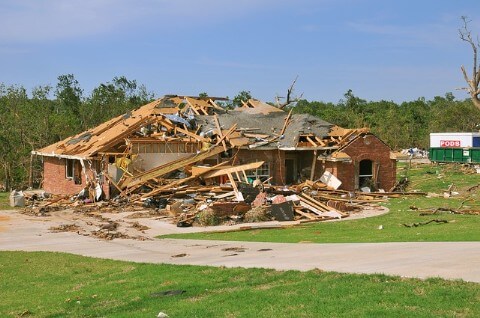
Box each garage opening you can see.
[358,159,373,189]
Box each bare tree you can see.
[275,76,303,109]
[459,16,480,110]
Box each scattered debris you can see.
[222,247,247,252]
[402,219,449,228]
[171,253,188,258]
[151,290,185,297]
[49,224,81,233]
[24,95,423,237]
[130,221,150,231]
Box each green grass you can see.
[0,192,12,210]
[1,251,479,317]
[161,163,480,243]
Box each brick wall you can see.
[234,149,285,185]
[43,157,86,195]
[43,157,110,198]
[329,134,396,191]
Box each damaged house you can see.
[32,95,397,200]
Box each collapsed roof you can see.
[32,95,368,159]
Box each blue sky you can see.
[1,0,480,103]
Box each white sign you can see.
[440,140,461,147]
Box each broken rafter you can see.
[175,126,208,143]
[140,161,230,199]
[280,109,292,136]
[305,136,318,147]
[213,114,228,153]
[208,99,225,111]
[202,161,264,179]
[214,123,238,148]
[124,145,227,191]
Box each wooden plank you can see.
[314,136,326,146]
[301,193,342,213]
[243,133,270,139]
[213,114,228,153]
[175,126,208,143]
[227,173,241,200]
[208,99,225,111]
[299,201,325,216]
[294,207,317,220]
[202,161,264,179]
[306,136,318,147]
[280,109,292,135]
[124,146,226,189]
[214,123,237,147]
[310,150,318,181]
[242,170,249,182]
[141,161,228,199]
[185,97,201,115]
[103,172,128,198]
[191,161,229,176]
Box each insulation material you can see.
[320,171,342,190]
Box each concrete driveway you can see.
[1,210,479,283]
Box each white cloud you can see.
[347,20,460,47]
[0,0,285,43]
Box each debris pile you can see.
[24,96,409,236]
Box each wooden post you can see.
[28,153,34,189]
[310,150,317,181]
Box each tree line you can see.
[0,75,154,190]
[1,75,479,190]
[291,90,480,150]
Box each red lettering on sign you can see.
[440,140,461,147]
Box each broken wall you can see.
[43,157,110,197]
[328,135,396,191]
[43,157,87,195]
[234,149,285,185]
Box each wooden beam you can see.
[213,114,228,153]
[208,99,225,111]
[175,126,208,143]
[214,123,237,147]
[124,146,226,190]
[227,172,241,200]
[306,136,318,147]
[280,109,293,136]
[140,161,228,199]
[310,150,317,181]
[202,161,264,179]
[104,172,128,198]
[185,97,201,115]
[314,136,326,147]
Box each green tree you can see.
[82,76,154,130]
[232,90,252,107]
[53,74,83,138]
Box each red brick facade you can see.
[43,157,110,197]
[234,149,285,184]
[42,134,395,195]
[232,134,396,191]
[325,134,396,191]
[43,157,86,195]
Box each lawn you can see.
[1,251,479,317]
[161,163,480,243]
[0,192,12,210]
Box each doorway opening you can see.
[285,159,296,184]
[358,159,373,189]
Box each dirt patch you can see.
[0,215,10,232]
